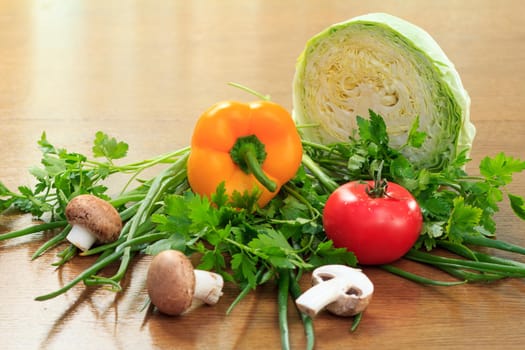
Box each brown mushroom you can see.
[65,194,122,251]
[146,249,224,316]
[295,265,374,318]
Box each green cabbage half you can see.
[293,13,475,170]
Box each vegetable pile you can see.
[1,12,525,350]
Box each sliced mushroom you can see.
[65,194,122,251]
[146,249,224,316]
[295,265,374,318]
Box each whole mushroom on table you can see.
[146,249,224,316]
[65,194,123,251]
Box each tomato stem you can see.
[366,160,388,198]
[230,135,277,193]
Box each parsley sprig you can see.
[0,131,190,265]
[148,179,355,290]
[2,110,525,350]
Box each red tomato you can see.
[323,180,423,265]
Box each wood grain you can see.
[1,1,524,349]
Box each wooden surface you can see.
[1,1,525,349]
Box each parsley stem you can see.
[0,220,67,241]
[226,270,264,315]
[84,147,190,173]
[405,250,525,276]
[438,241,525,268]
[379,264,466,286]
[109,153,190,284]
[460,234,525,255]
[35,243,147,301]
[282,184,321,220]
[224,238,270,262]
[83,275,123,290]
[102,249,136,284]
[228,82,271,101]
[435,241,477,260]
[301,153,339,193]
[52,244,77,266]
[277,269,291,350]
[300,140,333,152]
[114,231,167,253]
[81,236,126,256]
[350,312,363,332]
[289,269,315,350]
[32,225,71,260]
[435,266,506,282]
[110,194,147,210]
[35,249,124,301]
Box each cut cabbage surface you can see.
[293,13,475,170]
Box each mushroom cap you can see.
[312,265,374,316]
[146,250,196,316]
[65,194,122,243]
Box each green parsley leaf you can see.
[347,150,367,172]
[230,253,258,288]
[198,249,227,272]
[406,115,427,148]
[480,152,525,186]
[249,229,295,253]
[211,182,229,207]
[0,181,12,197]
[508,194,525,220]
[37,132,57,154]
[230,187,261,211]
[0,181,15,212]
[308,240,357,267]
[92,131,129,161]
[144,233,188,255]
[446,197,483,243]
[365,109,389,146]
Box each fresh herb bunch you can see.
[147,178,356,291]
[0,131,190,267]
[302,110,525,282]
[0,129,355,296]
[2,110,525,289]
[2,110,525,350]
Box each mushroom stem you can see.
[295,278,347,318]
[193,269,224,305]
[66,225,97,252]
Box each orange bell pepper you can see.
[187,100,303,208]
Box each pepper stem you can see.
[230,135,278,192]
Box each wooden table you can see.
[1,1,524,349]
